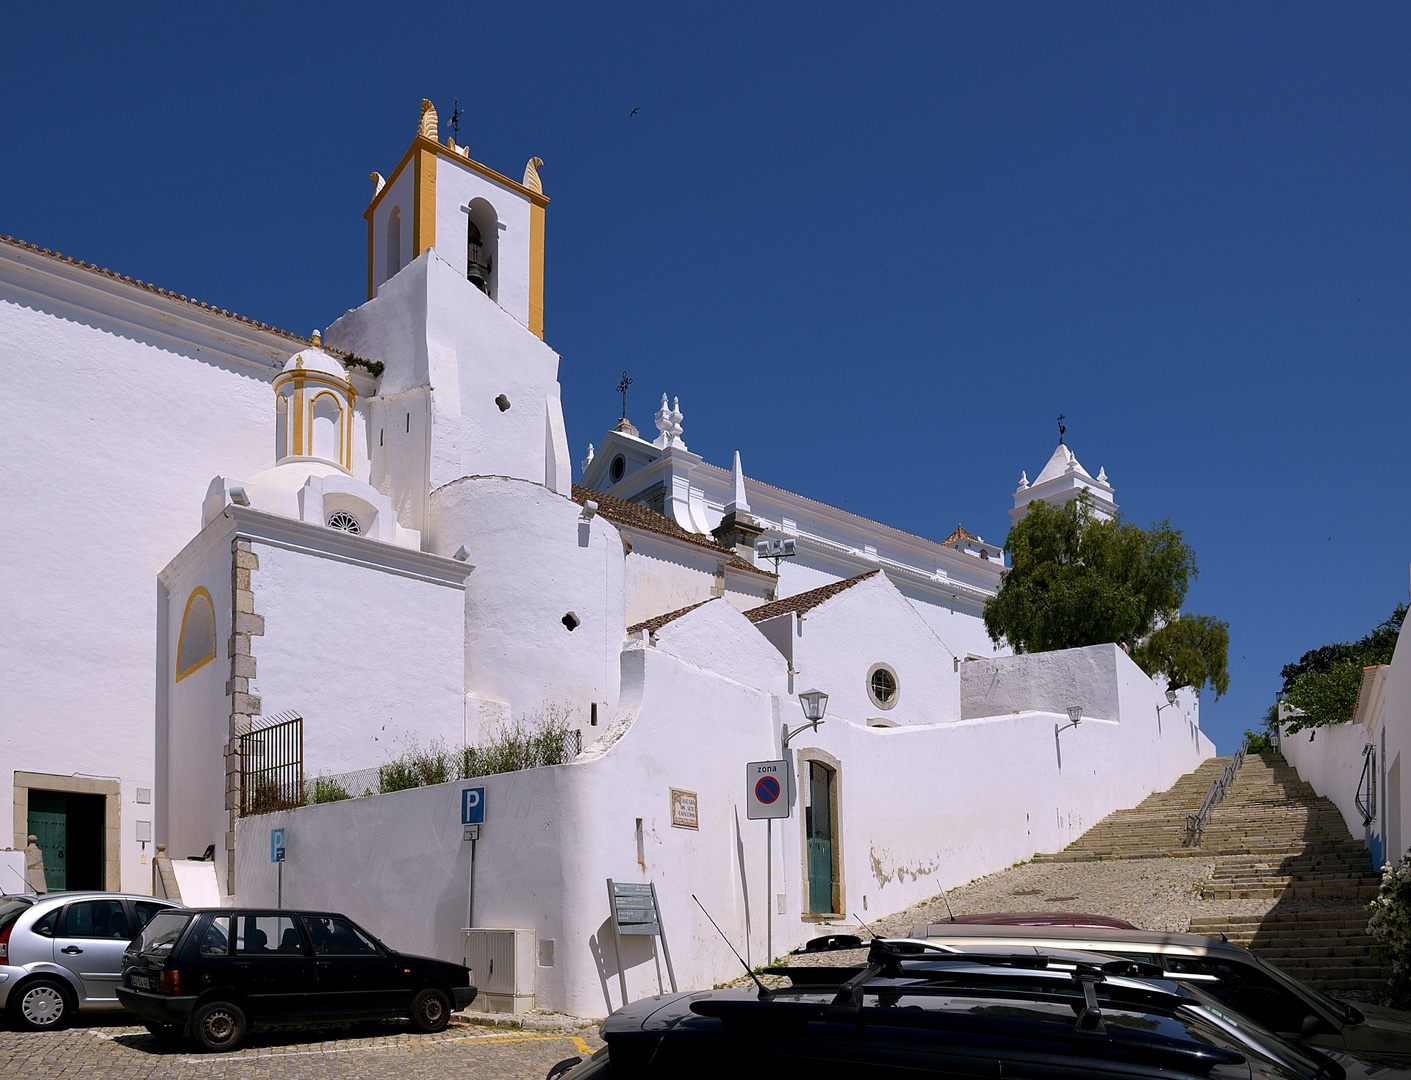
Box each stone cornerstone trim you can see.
[224,538,264,888]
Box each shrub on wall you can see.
[1369,854,1411,1008]
[374,707,579,795]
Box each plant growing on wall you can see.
[1277,604,1405,733]
[374,706,580,795]
[983,493,1229,697]
[1369,853,1411,1008]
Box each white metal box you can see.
[462,928,536,1013]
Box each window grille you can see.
[327,511,361,534]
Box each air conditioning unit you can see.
[462,928,535,1013]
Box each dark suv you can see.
[115,908,476,1051]
[554,939,1384,1080]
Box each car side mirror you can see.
[1301,1014,1326,1039]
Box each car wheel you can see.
[12,977,74,1031]
[191,1000,246,1052]
[409,987,451,1033]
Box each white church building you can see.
[0,100,1214,1015]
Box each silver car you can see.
[0,892,181,1030]
[912,920,1411,1059]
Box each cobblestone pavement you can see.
[0,1013,603,1079]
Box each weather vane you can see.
[617,371,633,419]
[451,97,463,143]
[1057,413,1067,445]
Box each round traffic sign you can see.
[755,776,781,804]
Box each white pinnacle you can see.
[725,451,750,516]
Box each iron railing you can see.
[1356,742,1378,828]
[240,715,305,815]
[1182,741,1247,847]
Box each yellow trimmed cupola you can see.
[272,337,357,471]
[364,98,549,338]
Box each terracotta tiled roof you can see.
[573,486,775,578]
[2,234,308,346]
[742,570,880,624]
[942,524,981,546]
[626,599,715,636]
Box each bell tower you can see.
[363,100,549,338]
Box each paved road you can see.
[0,1014,603,1079]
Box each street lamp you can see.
[784,689,828,748]
[1054,705,1081,770]
[1155,687,1179,732]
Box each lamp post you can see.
[1155,687,1178,733]
[1055,706,1081,769]
[784,689,828,749]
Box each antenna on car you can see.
[941,893,957,922]
[692,894,773,1001]
[851,913,877,940]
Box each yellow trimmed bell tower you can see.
[363,99,549,338]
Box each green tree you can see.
[983,493,1229,698]
[1279,604,1405,733]
[1131,614,1230,697]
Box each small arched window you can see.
[275,394,289,461]
[176,587,217,682]
[309,392,343,465]
[386,207,402,280]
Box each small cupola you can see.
[467,219,492,295]
[271,340,357,471]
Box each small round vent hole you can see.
[562,612,580,631]
[495,394,511,412]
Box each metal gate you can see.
[240,714,305,815]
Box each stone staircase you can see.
[1036,751,1387,996]
[1032,757,1230,862]
[1184,753,1385,994]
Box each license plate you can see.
[130,973,150,990]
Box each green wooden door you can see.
[28,791,67,892]
[805,762,834,914]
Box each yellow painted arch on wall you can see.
[176,586,217,682]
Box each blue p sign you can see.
[270,828,285,864]
[461,787,485,825]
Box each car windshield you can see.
[1254,956,1354,1026]
[1180,983,1342,1080]
[135,910,192,955]
[0,897,34,933]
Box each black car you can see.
[552,939,1394,1080]
[115,908,476,1051]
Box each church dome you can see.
[271,346,357,471]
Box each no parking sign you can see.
[746,760,790,820]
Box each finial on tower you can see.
[1017,470,1029,491]
[1057,413,1067,445]
[726,451,751,516]
[370,172,386,196]
[418,99,439,141]
[523,157,544,194]
[311,329,321,346]
[581,443,595,472]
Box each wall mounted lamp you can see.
[783,688,828,748]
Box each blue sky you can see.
[4,3,1408,755]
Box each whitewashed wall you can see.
[432,153,535,327]
[0,250,293,891]
[238,635,1214,1017]
[1281,614,1411,867]
[433,476,625,728]
[327,253,569,499]
[250,542,466,777]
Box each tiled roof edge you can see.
[742,569,881,624]
[2,234,309,346]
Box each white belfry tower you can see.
[1011,439,1118,523]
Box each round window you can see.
[609,454,626,483]
[867,663,899,710]
[327,511,361,535]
